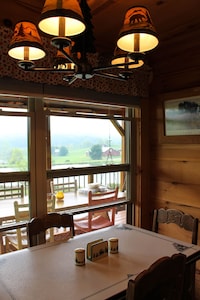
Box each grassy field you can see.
[52,147,121,166]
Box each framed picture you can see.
[164,96,200,136]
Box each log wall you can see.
[147,23,200,249]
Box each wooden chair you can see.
[152,208,199,299]
[152,208,199,245]
[47,193,56,213]
[27,212,75,247]
[50,180,78,195]
[74,187,118,233]
[126,253,186,300]
[5,201,30,251]
[5,196,56,251]
[0,184,24,200]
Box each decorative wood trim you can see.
[47,164,130,179]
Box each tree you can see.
[89,144,102,160]
[59,146,68,156]
[8,148,27,170]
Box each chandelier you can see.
[8,0,159,84]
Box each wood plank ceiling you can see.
[1,0,199,56]
[0,0,200,106]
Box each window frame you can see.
[0,96,137,234]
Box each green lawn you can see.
[52,147,121,166]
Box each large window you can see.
[0,96,135,254]
[50,116,122,168]
[0,105,30,253]
[47,104,131,195]
[0,110,28,172]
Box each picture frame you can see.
[164,96,200,136]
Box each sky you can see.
[0,115,120,139]
[0,115,27,137]
[50,116,120,138]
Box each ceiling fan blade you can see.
[94,73,127,81]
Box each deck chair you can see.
[47,193,56,213]
[74,187,118,233]
[152,208,198,245]
[27,212,75,247]
[5,197,56,251]
[126,253,186,300]
[47,192,75,242]
[5,201,30,251]
[50,180,78,195]
[0,184,25,201]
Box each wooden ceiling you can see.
[1,0,200,56]
[1,0,200,98]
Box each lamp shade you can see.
[38,0,86,37]
[117,6,158,53]
[111,47,144,69]
[8,21,46,61]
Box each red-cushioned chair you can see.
[74,187,118,233]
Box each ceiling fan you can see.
[8,0,158,85]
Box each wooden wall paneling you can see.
[140,98,151,229]
[151,180,200,208]
[148,21,200,251]
[151,145,200,161]
[151,199,200,216]
[149,95,163,145]
[151,160,200,185]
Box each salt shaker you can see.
[75,248,85,266]
[109,237,119,254]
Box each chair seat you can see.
[6,230,52,249]
[53,229,71,242]
[6,232,28,249]
[75,215,113,232]
[74,187,118,234]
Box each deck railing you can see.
[0,170,123,201]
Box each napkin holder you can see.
[87,239,108,261]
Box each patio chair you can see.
[74,187,118,234]
[27,212,75,247]
[47,193,56,213]
[0,184,25,201]
[5,201,30,251]
[126,253,186,300]
[5,197,56,251]
[50,180,78,195]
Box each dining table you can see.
[0,223,199,300]
[0,191,126,224]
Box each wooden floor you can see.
[115,210,200,299]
